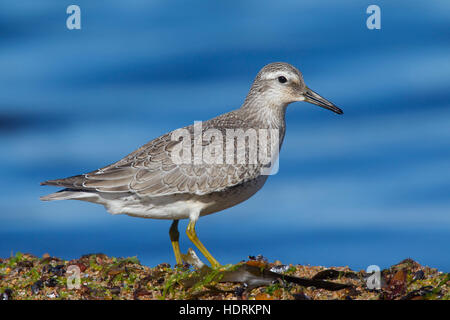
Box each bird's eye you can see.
[278,76,287,84]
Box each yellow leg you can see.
[186,219,220,268]
[169,220,183,266]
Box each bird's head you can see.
[246,62,343,115]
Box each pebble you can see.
[45,277,58,287]
[270,265,290,274]
[413,270,425,281]
[31,280,44,295]
[47,292,58,299]
[110,286,121,295]
[0,289,13,300]
[43,264,65,276]
[293,292,311,300]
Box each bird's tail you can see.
[40,189,96,201]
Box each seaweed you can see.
[0,252,448,300]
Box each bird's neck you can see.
[239,98,287,150]
[240,96,288,130]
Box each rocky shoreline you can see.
[1,252,448,300]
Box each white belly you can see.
[78,175,269,220]
[98,193,211,220]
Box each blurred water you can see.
[0,1,449,271]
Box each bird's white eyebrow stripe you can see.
[260,71,294,80]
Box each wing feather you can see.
[41,110,270,197]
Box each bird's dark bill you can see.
[304,88,343,114]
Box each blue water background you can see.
[0,1,449,271]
